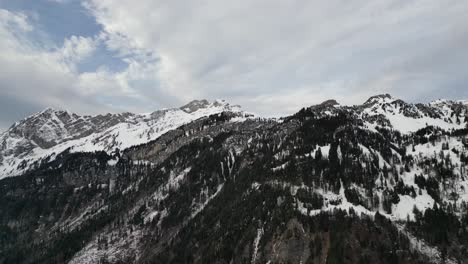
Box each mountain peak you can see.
[35,107,75,118]
[35,107,59,116]
[363,94,397,105]
[180,99,211,113]
[179,99,234,113]
[319,99,340,107]
[42,107,56,113]
[212,99,230,107]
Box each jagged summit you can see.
[27,99,234,122]
[179,99,234,113]
[180,99,211,113]
[363,93,396,105]
[319,99,340,107]
[0,99,247,177]
[39,107,57,114]
[25,107,72,122]
[305,99,341,116]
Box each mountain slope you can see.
[0,95,468,263]
[0,100,246,178]
[359,94,467,133]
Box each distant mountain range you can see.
[2,95,466,178]
[0,95,467,263]
[0,99,246,177]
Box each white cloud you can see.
[0,9,32,32]
[58,35,97,66]
[1,0,468,127]
[83,0,468,115]
[0,8,160,119]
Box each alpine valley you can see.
[1,95,468,264]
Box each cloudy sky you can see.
[0,0,467,131]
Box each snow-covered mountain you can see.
[358,94,468,133]
[0,99,247,178]
[1,94,468,263]
[2,95,467,179]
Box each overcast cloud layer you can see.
[0,0,468,131]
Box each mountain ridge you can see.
[0,99,246,177]
[0,94,468,263]
[2,95,468,178]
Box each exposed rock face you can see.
[180,99,211,113]
[319,99,340,107]
[0,99,244,177]
[0,95,467,264]
[363,93,394,105]
[6,108,133,149]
